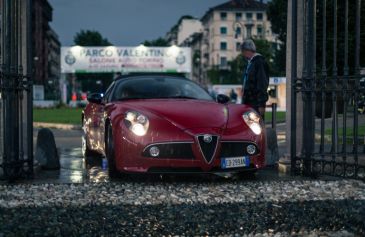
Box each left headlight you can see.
[124,111,149,136]
[242,111,262,135]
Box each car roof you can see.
[114,73,188,82]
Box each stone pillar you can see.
[278,0,305,173]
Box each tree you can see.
[207,39,275,85]
[142,37,169,47]
[73,30,114,94]
[74,30,112,46]
[267,0,287,76]
[316,1,365,75]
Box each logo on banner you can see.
[65,51,76,65]
[176,51,186,65]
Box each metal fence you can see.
[290,0,365,180]
[0,0,33,181]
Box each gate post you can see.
[279,0,305,174]
[0,0,33,180]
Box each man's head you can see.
[241,40,256,60]
[115,72,122,78]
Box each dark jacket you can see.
[242,54,269,108]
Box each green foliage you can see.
[207,39,276,85]
[267,0,287,76]
[74,30,112,46]
[142,37,169,47]
[207,66,221,84]
[316,1,365,75]
[266,0,365,76]
[253,39,273,63]
[267,0,287,43]
[73,30,114,93]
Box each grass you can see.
[33,107,286,125]
[325,125,365,137]
[33,108,83,125]
[265,111,286,124]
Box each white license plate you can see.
[221,156,250,169]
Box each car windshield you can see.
[111,76,213,101]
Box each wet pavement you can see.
[2,129,364,236]
[31,146,303,184]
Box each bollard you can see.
[271,103,277,129]
[265,103,279,166]
[35,128,60,170]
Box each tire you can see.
[106,124,119,179]
[82,135,102,167]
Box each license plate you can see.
[221,156,250,169]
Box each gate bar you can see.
[26,0,34,176]
[331,0,338,162]
[320,0,327,158]
[353,0,361,167]
[342,0,349,164]
[290,0,298,173]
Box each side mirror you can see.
[216,94,230,104]
[87,93,103,104]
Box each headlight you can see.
[243,111,262,135]
[124,111,149,136]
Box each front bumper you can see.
[114,137,265,174]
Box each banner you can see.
[61,46,192,73]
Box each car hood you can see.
[121,99,229,131]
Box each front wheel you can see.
[82,135,102,158]
[106,125,119,178]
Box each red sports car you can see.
[82,75,265,177]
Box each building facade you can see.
[32,0,60,100]
[201,0,279,71]
[47,28,61,100]
[177,19,203,46]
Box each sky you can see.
[48,0,228,46]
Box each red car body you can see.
[82,75,265,175]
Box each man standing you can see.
[241,40,269,119]
[114,72,123,80]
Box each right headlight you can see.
[124,111,149,136]
[242,111,262,135]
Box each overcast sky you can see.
[48,0,230,46]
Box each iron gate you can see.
[290,0,365,180]
[0,0,33,181]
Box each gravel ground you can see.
[0,180,364,236]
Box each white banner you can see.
[61,46,192,73]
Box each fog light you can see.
[149,146,160,157]
[247,145,256,155]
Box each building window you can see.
[220,42,227,50]
[236,42,241,51]
[235,27,241,36]
[220,26,227,35]
[236,12,242,21]
[247,27,252,38]
[220,12,227,20]
[220,57,228,67]
[257,13,263,20]
[257,26,263,36]
[246,13,252,20]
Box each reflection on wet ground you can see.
[29,147,313,184]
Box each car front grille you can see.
[220,142,260,157]
[197,135,219,163]
[142,142,194,159]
